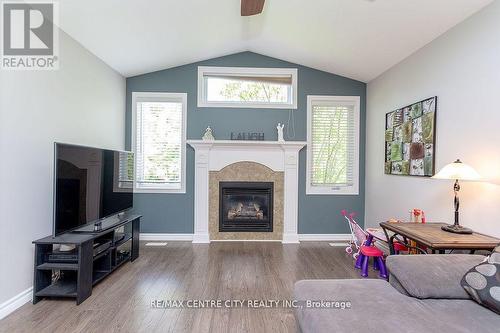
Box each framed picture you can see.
[385,97,437,177]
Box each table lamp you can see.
[432,159,481,234]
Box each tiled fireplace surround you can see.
[210,162,283,240]
[187,140,307,243]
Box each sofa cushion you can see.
[461,251,500,314]
[294,279,500,333]
[386,254,485,299]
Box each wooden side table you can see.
[379,222,499,255]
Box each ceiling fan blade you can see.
[241,0,265,16]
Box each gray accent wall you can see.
[126,52,366,234]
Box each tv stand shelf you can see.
[33,214,141,305]
[93,248,111,261]
[35,279,77,298]
[36,262,79,271]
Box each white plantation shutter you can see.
[204,73,293,85]
[307,96,360,195]
[132,93,187,192]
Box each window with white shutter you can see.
[306,95,360,195]
[132,92,187,193]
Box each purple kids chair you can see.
[342,210,387,279]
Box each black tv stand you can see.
[32,214,141,305]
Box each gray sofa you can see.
[294,254,499,333]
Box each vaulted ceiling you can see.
[59,0,492,82]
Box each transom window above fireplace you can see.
[197,66,298,109]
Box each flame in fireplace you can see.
[228,201,264,220]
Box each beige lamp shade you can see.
[432,159,481,181]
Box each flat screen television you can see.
[53,143,134,236]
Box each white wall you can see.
[0,30,125,308]
[365,1,500,237]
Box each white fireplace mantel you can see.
[187,140,306,244]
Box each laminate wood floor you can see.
[0,242,377,333]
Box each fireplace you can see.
[219,182,273,232]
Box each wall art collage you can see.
[385,97,437,176]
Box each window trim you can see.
[131,92,187,194]
[197,66,298,109]
[306,95,360,195]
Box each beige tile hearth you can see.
[209,161,284,240]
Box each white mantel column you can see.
[192,144,212,243]
[282,146,301,243]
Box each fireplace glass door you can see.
[219,182,273,232]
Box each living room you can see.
[0,0,499,332]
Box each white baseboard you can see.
[140,233,193,241]
[140,233,351,243]
[0,287,32,320]
[298,234,351,242]
[211,239,281,242]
